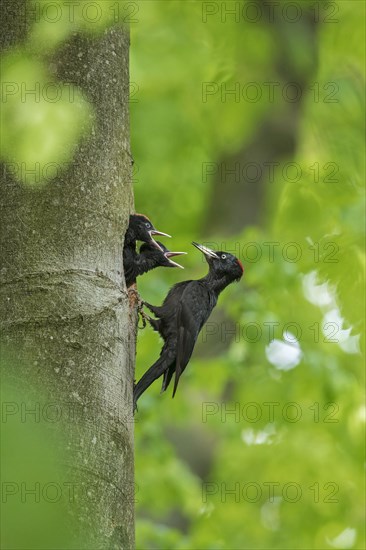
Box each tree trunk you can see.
[0,3,135,548]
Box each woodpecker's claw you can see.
[128,286,144,310]
[128,286,140,302]
[137,303,155,330]
[128,287,146,327]
[138,309,148,329]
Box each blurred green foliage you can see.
[0,0,129,186]
[0,354,82,549]
[1,49,93,185]
[131,2,365,549]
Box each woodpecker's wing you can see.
[133,341,176,410]
[172,282,211,397]
[123,247,151,287]
[123,247,138,287]
[161,365,174,393]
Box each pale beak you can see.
[149,230,170,251]
[192,242,219,259]
[150,229,171,238]
[149,237,164,251]
[164,251,187,269]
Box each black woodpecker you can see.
[126,241,186,287]
[133,242,244,409]
[123,214,171,288]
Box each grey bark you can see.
[0,2,135,548]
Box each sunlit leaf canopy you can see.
[131,1,365,549]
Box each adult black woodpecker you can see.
[133,242,244,409]
[123,214,171,288]
[126,241,186,287]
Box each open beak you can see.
[150,229,171,238]
[149,230,171,251]
[164,251,187,269]
[192,242,219,259]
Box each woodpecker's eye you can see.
[221,254,227,259]
[145,222,151,228]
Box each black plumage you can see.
[133,242,244,409]
[140,241,186,270]
[127,241,186,287]
[123,214,171,288]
